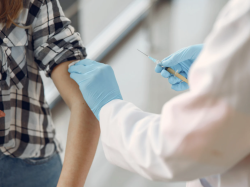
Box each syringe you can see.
[137,49,189,84]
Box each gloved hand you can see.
[68,59,123,120]
[155,44,203,91]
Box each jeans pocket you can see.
[23,152,58,166]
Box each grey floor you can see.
[51,0,228,186]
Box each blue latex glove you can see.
[68,59,123,120]
[155,44,203,91]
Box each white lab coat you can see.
[99,0,250,186]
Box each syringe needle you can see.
[138,49,160,64]
[137,49,189,84]
[137,49,149,57]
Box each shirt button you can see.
[3,38,9,44]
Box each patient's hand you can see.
[0,110,5,118]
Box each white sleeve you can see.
[100,0,250,182]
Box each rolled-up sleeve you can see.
[32,0,86,76]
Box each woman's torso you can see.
[0,0,61,159]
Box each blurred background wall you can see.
[49,0,229,186]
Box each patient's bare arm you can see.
[51,61,100,187]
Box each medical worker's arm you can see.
[70,0,250,182]
[51,61,100,187]
[100,0,250,181]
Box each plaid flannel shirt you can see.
[0,0,86,158]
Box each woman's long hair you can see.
[0,0,26,28]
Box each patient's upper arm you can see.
[51,61,86,109]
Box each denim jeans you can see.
[0,151,62,187]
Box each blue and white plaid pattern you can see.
[0,0,86,158]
